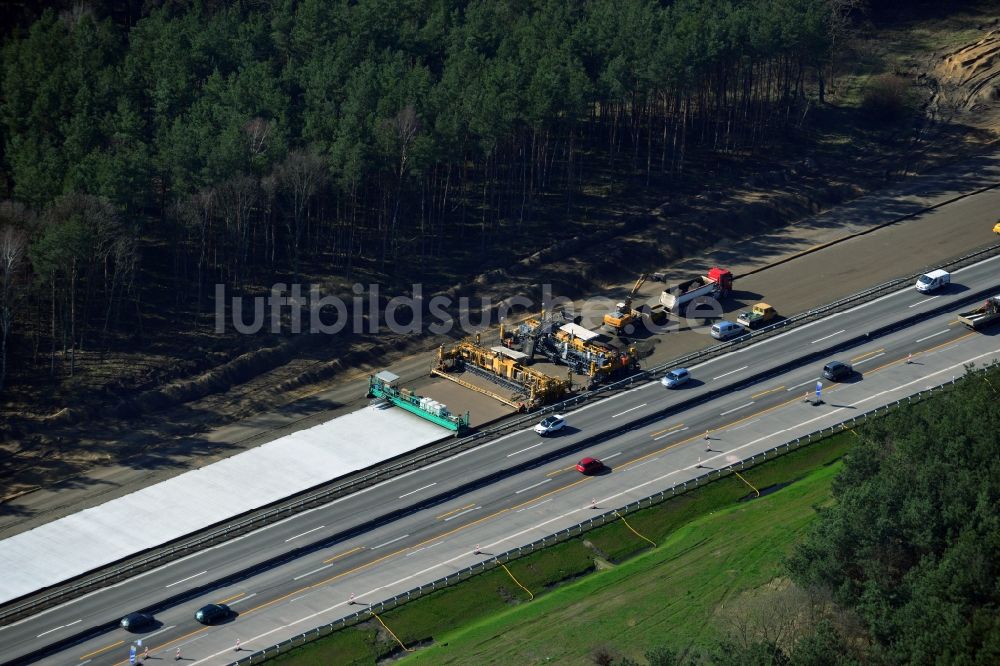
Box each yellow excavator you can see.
[603,274,647,334]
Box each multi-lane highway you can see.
[4,254,999,665]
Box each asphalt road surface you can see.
[6,254,999,665]
[4,156,1000,542]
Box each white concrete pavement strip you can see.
[0,406,448,606]
[60,337,997,665]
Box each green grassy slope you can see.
[404,462,840,665]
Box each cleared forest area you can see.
[1,0,998,495]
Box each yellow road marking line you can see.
[311,553,401,592]
[868,331,975,374]
[922,330,974,353]
[625,394,804,469]
[81,640,123,660]
[115,394,778,662]
[313,511,502,588]
[436,503,475,520]
[323,546,364,564]
[868,358,899,374]
[626,430,708,468]
[508,477,590,512]
[546,465,576,477]
[240,583,319,617]
[311,477,592,591]
[226,477,593,624]
[751,385,785,399]
[216,591,245,604]
[649,422,685,437]
[851,348,885,362]
[716,393,805,432]
[114,627,209,665]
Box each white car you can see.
[660,367,690,388]
[534,415,566,436]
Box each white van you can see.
[711,320,744,340]
[915,269,950,294]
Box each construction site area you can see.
[371,267,750,433]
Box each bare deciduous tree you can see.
[175,188,216,311]
[216,175,258,291]
[244,117,273,161]
[721,580,816,654]
[36,193,120,376]
[822,0,864,103]
[0,222,28,393]
[383,105,421,266]
[275,149,326,282]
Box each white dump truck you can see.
[659,267,733,311]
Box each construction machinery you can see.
[659,267,734,312]
[736,302,777,330]
[368,370,470,432]
[957,294,1000,330]
[434,338,570,410]
[604,274,648,334]
[502,315,640,387]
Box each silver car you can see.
[534,415,566,436]
[711,320,744,340]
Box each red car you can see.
[576,457,603,474]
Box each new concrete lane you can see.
[7,261,999,664]
[35,311,999,666]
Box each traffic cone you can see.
[590,498,597,509]
[349,592,355,604]
[235,638,240,651]
[175,647,181,660]
[474,544,481,554]
[144,646,149,660]
[906,353,912,364]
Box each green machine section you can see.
[368,371,470,433]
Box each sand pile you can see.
[936,29,1000,111]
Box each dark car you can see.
[194,603,231,625]
[120,612,154,631]
[575,457,603,474]
[822,361,853,382]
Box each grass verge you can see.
[271,431,854,665]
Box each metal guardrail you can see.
[229,363,997,665]
[2,240,998,627]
